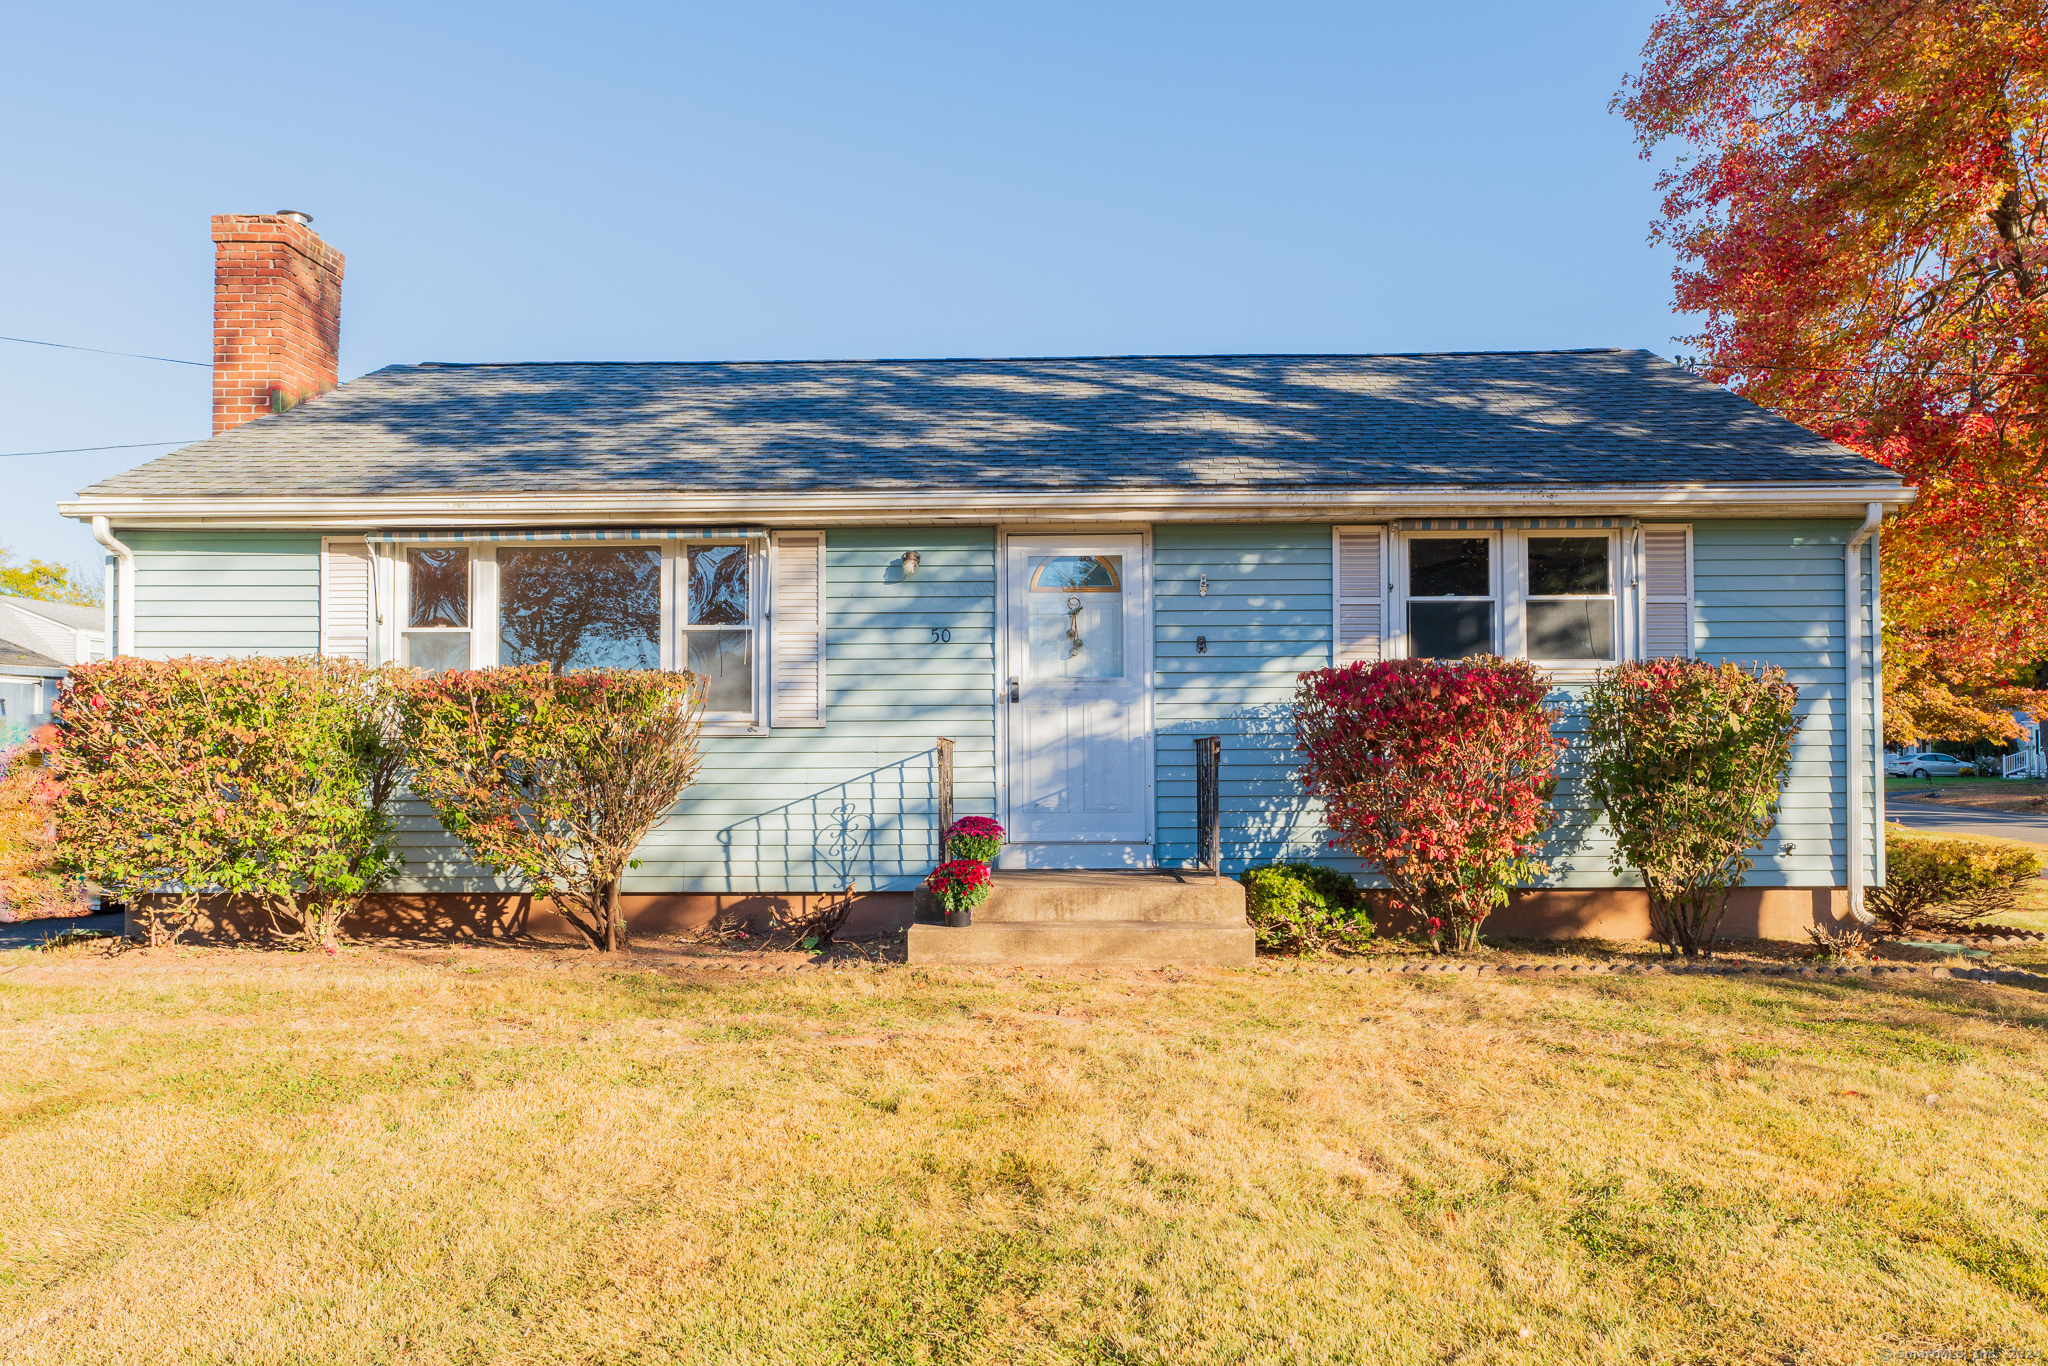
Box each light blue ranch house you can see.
[61,214,1910,959]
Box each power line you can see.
[0,440,198,458]
[0,335,209,368]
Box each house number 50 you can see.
[929,628,952,644]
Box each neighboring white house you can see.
[0,596,105,667]
[0,597,103,749]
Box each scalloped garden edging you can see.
[668,956,2048,988]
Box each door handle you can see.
[1008,676,1019,703]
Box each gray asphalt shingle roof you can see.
[0,596,104,633]
[79,349,1899,499]
[0,638,64,671]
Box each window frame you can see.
[383,537,767,734]
[396,544,477,672]
[1394,528,1501,661]
[676,539,763,729]
[1517,527,1623,673]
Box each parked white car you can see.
[1885,751,1974,779]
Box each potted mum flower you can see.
[923,858,993,927]
[945,815,1005,863]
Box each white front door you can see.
[1001,534,1152,868]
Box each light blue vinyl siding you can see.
[126,530,321,658]
[1153,525,1334,873]
[122,516,1870,897]
[1152,519,1869,891]
[1529,519,1868,890]
[1695,518,1875,889]
[396,526,997,895]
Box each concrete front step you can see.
[919,869,1246,925]
[908,919,1254,967]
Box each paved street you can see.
[1886,799,2048,848]
[0,911,123,951]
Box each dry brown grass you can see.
[2,939,2046,1364]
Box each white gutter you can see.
[58,480,1917,530]
[90,516,135,659]
[1845,502,1883,922]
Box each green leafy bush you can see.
[1869,827,2042,936]
[400,667,706,951]
[53,657,404,946]
[1581,659,1800,957]
[1241,862,1372,955]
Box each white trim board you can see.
[61,481,1915,530]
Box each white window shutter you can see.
[1332,525,1387,666]
[320,539,374,662]
[769,532,827,728]
[1640,525,1694,659]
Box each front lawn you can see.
[3,942,2046,1364]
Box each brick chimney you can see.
[211,211,345,434]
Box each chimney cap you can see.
[276,209,313,226]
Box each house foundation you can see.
[130,882,1854,949]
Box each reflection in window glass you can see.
[408,547,469,627]
[1527,600,1615,660]
[1026,555,1124,679]
[689,545,749,625]
[1409,538,1489,597]
[681,543,753,715]
[0,681,37,749]
[499,547,661,672]
[1526,536,1614,660]
[686,630,752,712]
[1028,556,1120,592]
[1528,537,1609,596]
[1409,601,1493,659]
[402,632,471,672]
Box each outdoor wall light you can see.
[902,550,921,575]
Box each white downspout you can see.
[1869,520,1885,891]
[1845,502,1882,922]
[91,516,136,659]
[368,539,387,666]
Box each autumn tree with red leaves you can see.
[1616,0,2048,741]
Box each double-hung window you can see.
[1402,533,1497,659]
[383,536,777,731]
[1363,522,1646,670]
[1523,533,1618,665]
[402,547,473,671]
[681,544,754,718]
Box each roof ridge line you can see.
[405,348,1644,369]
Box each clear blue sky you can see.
[0,0,1681,572]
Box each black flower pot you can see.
[944,907,973,928]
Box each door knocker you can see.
[1064,595,1085,658]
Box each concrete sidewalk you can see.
[1886,799,2048,848]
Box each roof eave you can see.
[59,481,1915,530]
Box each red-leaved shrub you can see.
[1294,656,1563,952]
